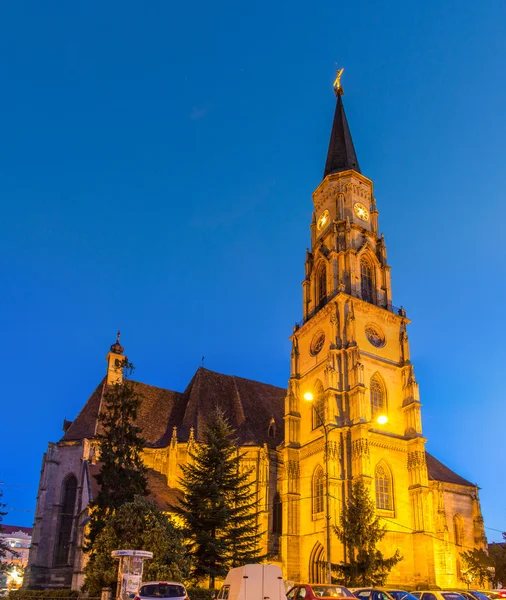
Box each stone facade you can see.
[24,89,486,590]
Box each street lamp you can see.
[376,414,388,425]
[304,391,332,584]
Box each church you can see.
[24,79,486,591]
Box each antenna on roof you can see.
[201,356,205,367]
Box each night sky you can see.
[1,1,505,541]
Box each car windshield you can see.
[311,587,354,598]
[441,594,465,600]
[140,584,186,598]
[388,592,419,600]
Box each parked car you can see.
[491,593,506,599]
[135,582,189,600]
[217,564,285,600]
[458,591,492,600]
[411,591,466,600]
[350,589,395,600]
[287,584,355,600]
[385,591,420,600]
[479,593,503,600]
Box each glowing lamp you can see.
[377,415,388,425]
[303,392,314,402]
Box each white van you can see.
[217,564,285,600]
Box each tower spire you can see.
[323,69,360,178]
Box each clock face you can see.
[317,209,330,231]
[354,202,370,221]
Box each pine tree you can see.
[84,498,191,595]
[332,478,402,586]
[172,408,262,588]
[85,360,149,551]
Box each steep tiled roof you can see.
[87,464,181,510]
[61,378,106,441]
[61,367,286,449]
[163,367,285,449]
[426,451,475,487]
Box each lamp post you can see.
[304,390,389,585]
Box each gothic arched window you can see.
[375,463,393,510]
[360,257,374,303]
[370,374,386,419]
[312,380,325,430]
[53,474,77,566]
[313,466,325,515]
[272,492,282,534]
[453,514,464,546]
[317,264,327,307]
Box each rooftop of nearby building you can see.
[1,525,32,537]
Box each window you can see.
[272,492,282,534]
[140,585,187,598]
[375,463,393,510]
[317,265,327,307]
[286,589,297,600]
[217,586,230,600]
[312,380,325,430]
[268,418,276,438]
[453,515,464,546]
[370,374,386,418]
[53,474,77,566]
[295,588,307,600]
[360,258,374,303]
[313,466,325,515]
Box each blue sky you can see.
[1,1,505,541]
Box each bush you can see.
[187,588,216,600]
[8,590,79,599]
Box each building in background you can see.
[25,83,486,590]
[0,525,32,590]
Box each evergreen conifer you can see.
[332,478,401,586]
[172,408,262,588]
[85,360,149,551]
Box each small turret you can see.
[105,331,125,385]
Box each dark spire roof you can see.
[110,330,124,355]
[323,93,360,178]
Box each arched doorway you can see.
[309,541,325,583]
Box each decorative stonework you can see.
[310,331,325,355]
[365,324,386,348]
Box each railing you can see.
[294,290,406,329]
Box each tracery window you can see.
[313,466,325,515]
[453,515,464,546]
[370,374,386,419]
[375,463,393,510]
[360,258,374,303]
[272,492,282,534]
[312,380,325,429]
[53,474,77,566]
[317,264,327,307]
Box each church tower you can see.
[281,75,435,586]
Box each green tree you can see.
[489,541,506,588]
[85,360,149,551]
[332,478,402,586]
[84,497,191,596]
[172,408,262,588]
[460,548,493,588]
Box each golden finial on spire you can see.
[333,67,345,97]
